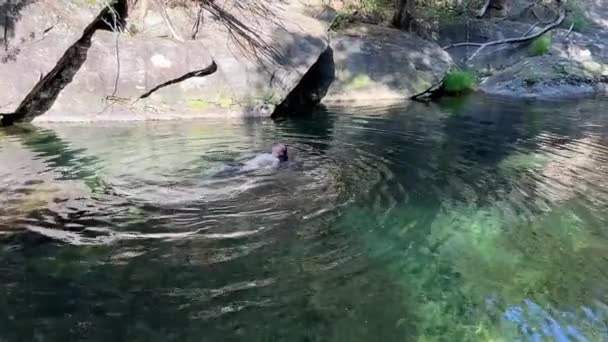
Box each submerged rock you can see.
[0,0,107,115]
[323,24,454,103]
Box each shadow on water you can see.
[2,95,608,341]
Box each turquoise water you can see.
[1,95,608,341]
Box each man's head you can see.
[271,143,288,162]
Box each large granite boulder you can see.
[0,0,107,114]
[322,24,454,103]
[35,0,336,122]
[39,32,218,122]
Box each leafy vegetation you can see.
[529,34,552,56]
[564,0,590,32]
[330,11,355,30]
[442,70,476,95]
[330,0,395,27]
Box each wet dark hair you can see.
[272,144,288,162]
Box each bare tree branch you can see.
[443,42,484,49]
[521,21,541,37]
[444,0,567,63]
[411,74,448,101]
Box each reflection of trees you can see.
[3,125,100,182]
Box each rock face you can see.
[39,32,218,122]
[479,56,605,98]
[323,24,454,103]
[34,0,336,122]
[0,0,107,114]
[480,29,608,98]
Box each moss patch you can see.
[564,0,590,32]
[217,96,234,109]
[442,70,476,95]
[529,34,551,56]
[348,74,372,90]
[187,99,211,110]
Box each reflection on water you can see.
[1,95,608,341]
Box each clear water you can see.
[2,95,608,341]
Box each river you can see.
[1,95,608,341]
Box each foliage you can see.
[564,0,590,32]
[442,70,476,95]
[332,0,396,25]
[529,34,552,56]
[330,11,355,30]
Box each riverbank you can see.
[1,0,607,124]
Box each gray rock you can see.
[583,0,608,40]
[323,23,454,103]
[479,26,608,99]
[40,31,218,122]
[437,19,531,68]
[35,0,336,122]
[0,0,107,114]
[551,30,608,72]
[480,56,606,98]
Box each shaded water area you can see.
[2,95,608,341]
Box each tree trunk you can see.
[392,0,415,31]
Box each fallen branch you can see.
[411,75,448,101]
[442,42,483,49]
[477,0,491,18]
[444,0,566,63]
[521,21,541,37]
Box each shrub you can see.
[565,13,589,33]
[330,12,353,30]
[564,0,590,32]
[442,70,476,95]
[529,34,551,56]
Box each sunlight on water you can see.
[1,96,608,341]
